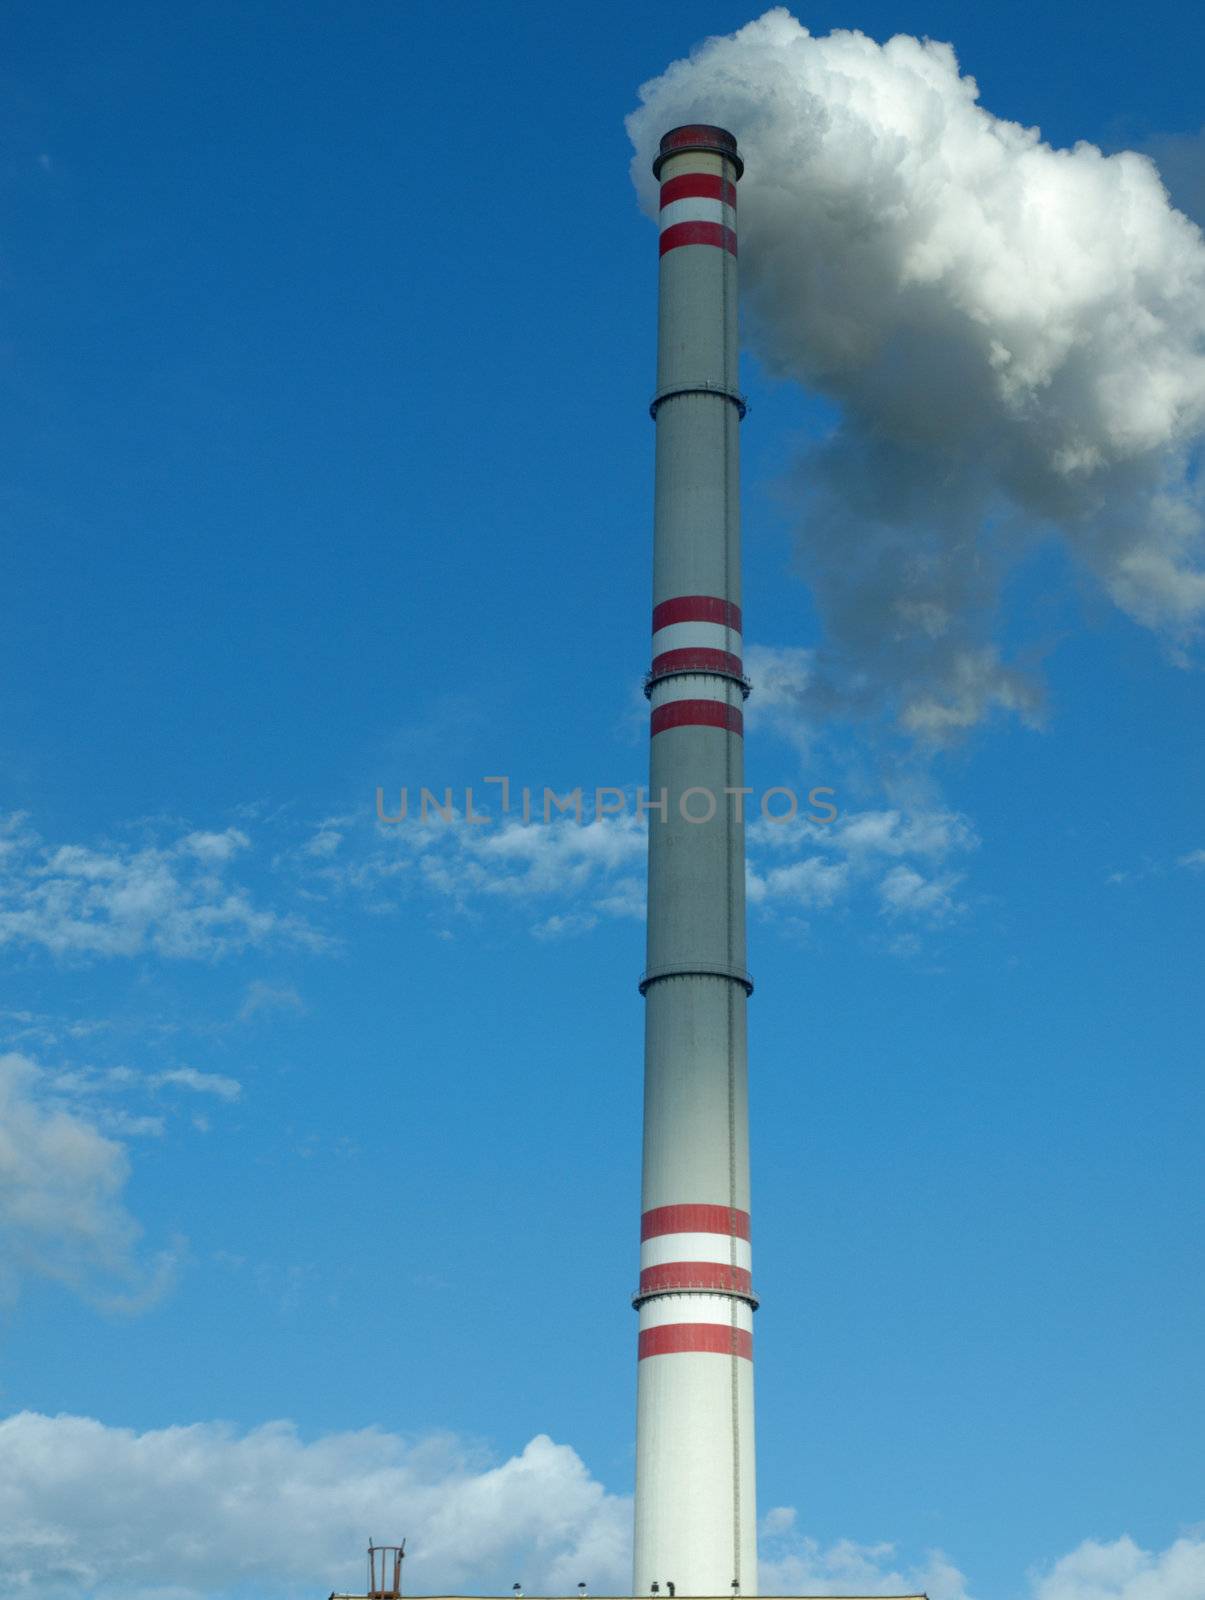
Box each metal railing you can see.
[639,963,754,995]
[631,1278,760,1311]
[648,379,748,419]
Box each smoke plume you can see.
[627,10,1205,739]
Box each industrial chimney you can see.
[633,125,757,1596]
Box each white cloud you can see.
[760,1505,798,1538]
[177,829,250,865]
[307,796,978,941]
[0,816,321,962]
[879,862,965,923]
[0,1415,631,1600]
[300,815,356,860]
[0,1054,179,1310]
[747,855,849,908]
[312,808,649,928]
[1176,848,1205,871]
[468,815,647,896]
[0,1415,1198,1600]
[628,13,1205,739]
[594,875,646,921]
[238,981,306,1021]
[748,806,978,861]
[759,1527,970,1599]
[38,1060,240,1139]
[1031,1535,1205,1600]
[99,1111,166,1139]
[747,804,976,929]
[836,808,979,859]
[760,1517,1205,1600]
[46,1065,139,1097]
[531,911,600,940]
[154,1068,242,1103]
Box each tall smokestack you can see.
[633,126,757,1597]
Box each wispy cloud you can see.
[748,805,979,926]
[532,911,601,940]
[747,854,849,910]
[1106,847,1205,884]
[0,787,980,958]
[760,1506,1205,1600]
[239,980,306,1022]
[43,1062,245,1120]
[878,863,965,924]
[292,806,649,936]
[0,1053,181,1311]
[154,1067,242,1102]
[759,1504,969,1598]
[287,799,978,941]
[177,828,250,864]
[0,814,323,962]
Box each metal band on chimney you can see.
[649,382,748,419]
[638,964,754,995]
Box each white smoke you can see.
[627,10,1205,739]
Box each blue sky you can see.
[0,4,1202,1599]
